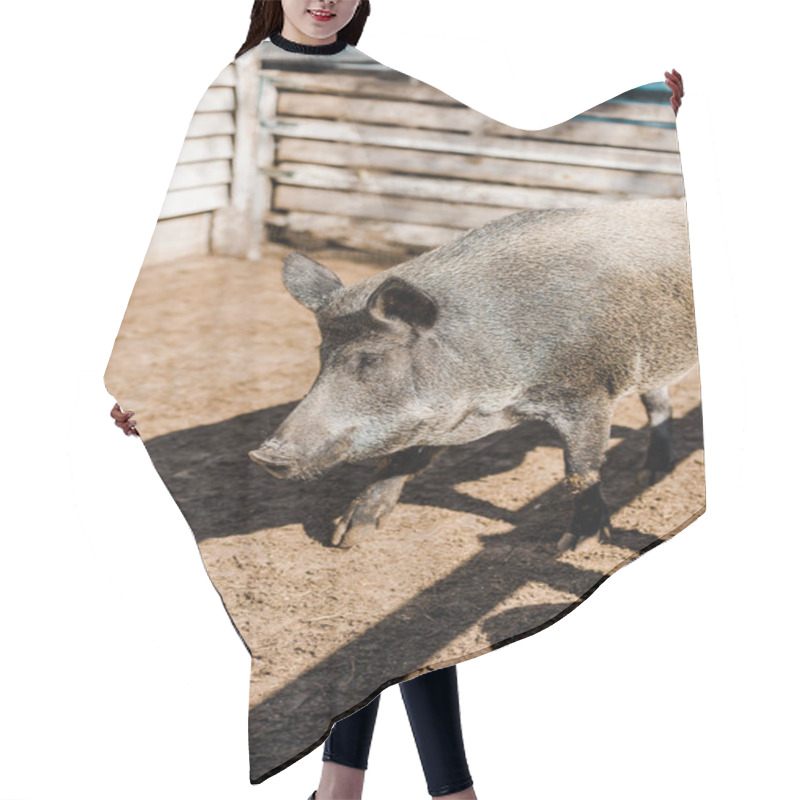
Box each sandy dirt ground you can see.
[105,245,704,781]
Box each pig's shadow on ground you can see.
[242,402,703,783]
[142,400,703,784]
[142,400,703,548]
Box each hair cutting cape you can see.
[104,38,704,784]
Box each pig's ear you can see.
[367,277,438,330]
[283,252,344,312]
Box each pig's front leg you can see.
[332,446,443,548]
[554,400,614,552]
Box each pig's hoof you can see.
[332,502,382,548]
[573,533,606,552]
[332,485,400,548]
[331,516,378,549]
[557,525,613,553]
[556,532,578,552]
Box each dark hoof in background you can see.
[556,525,613,553]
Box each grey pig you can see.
[248,198,698,551]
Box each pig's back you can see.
[395,198,695,395]
[399,198,689,295]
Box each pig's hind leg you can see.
[554,400,614,553]
[332,446,444,548]
[638,386,677,486]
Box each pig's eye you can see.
[356,353,382,372]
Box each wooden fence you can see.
[143,46,682,265]
[261,51,681,259]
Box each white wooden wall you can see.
[143,63,242,265]
[142,49,681,266]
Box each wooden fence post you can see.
[211,47,264,258]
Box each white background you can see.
[2,1,797,798]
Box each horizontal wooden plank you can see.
[177,134,234,164]
[266,210,461,252]
[186,111,235,138]
[276,138,685,197]
[267,116,682,173]
[275,92,676,150]
[277,91,475,131]
[144,213,212,266]
[196,86,236,113]
[273,185,616,230]
[483,116,678,150]
[619,85,673,104]
[211,63,236,87]
[168,159,232,192]
[270,162,654,209]
[581,99,674,124]
[263,71,460,105]
[158,185,229,219]
[264,72,675,127]
[274,185,514,228]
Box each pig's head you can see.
[248,252,453,480]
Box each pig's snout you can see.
[249,425,359,481]
[248,439,297,479]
